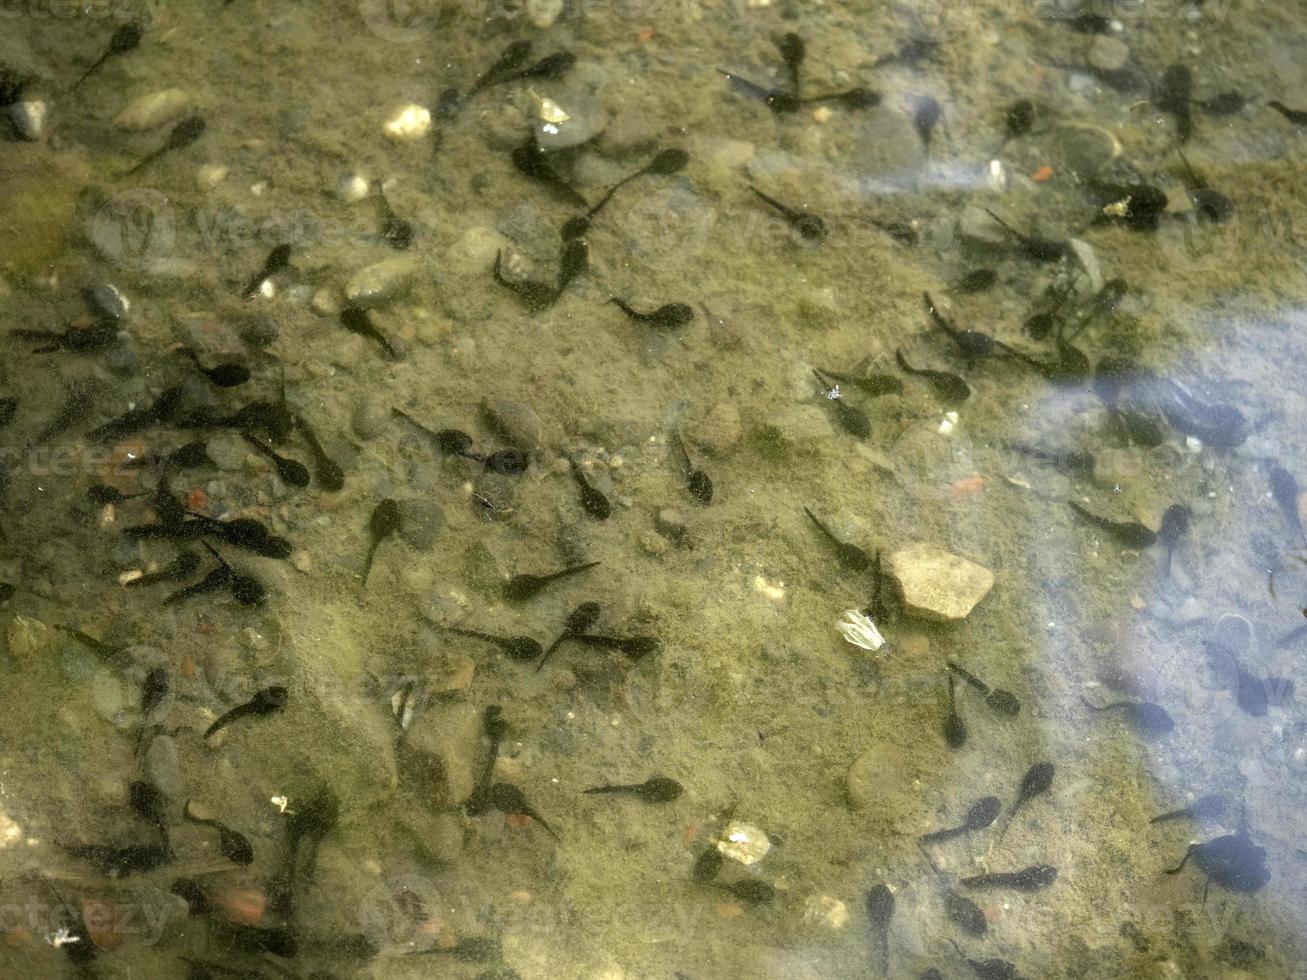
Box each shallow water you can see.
[2,0,1307,977]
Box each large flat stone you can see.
[888,543,994,623]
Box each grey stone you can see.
[1068,238,1105,293]
[1088,36,1130,73]
[8,99,47,140]
[481,398,543,452]
[402,702,482,807]
[344,255,417,308]
[352,398,391,440]
[655,507,689,544]
[1047,124,1121,178]
[83,283,129,321]
[396,499,444,551]
[145,735,185,797]
[958,204,1008,245]
[206,432,246,471]
[854,106,925,180]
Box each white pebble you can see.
[8,99,47,141]
[114,88,190,131]
[526,0,563,27]
[383,104,431,140]
[337,171,370,202]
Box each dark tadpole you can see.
[561,147,688,239]
[467,40,534,96]
[510,137,588,209]
[125,114,206,176]
[537,601,603,670]
[372,180,414,250]
[919,795,1001,844]
[1269,464,1305,546]
[1269,100,1307,126]
[749,186,826,243]
[202,542,267,606]
[484,782,558,838]
[88,482,144,505]
[997,762,1055,842]
[125,550,201,587]
[983,209,1072,262]
[241,432,310,488]
[294,414,345,492]
[814,367,903,398]
[180,347,250,387]
[1158,503,1191,575]
[555,239,589,296]
[608,298,695,329]
[1150,793,1228,825]
[241,243,291,298]
[491,249,557,312]
[923,292,1003,359]
[73,21,143,89]
[803,506,870,572]
[715,68,800,114]
[569,459,611,520]
[481,447,529,476]
[443,626,543,662]
[203,685,288,739]
[944,890,987,937]
[948,269,999,295]
[584,775,683,803]
[912,96,942,157]
[13,321,117,354]
[709,879,775,905]
[960,864,1058,892]
[339,306,400,360]
[814,371,872,439]
[1067,500,1157,548]
[362,498,400,583]
[1080,696,1175,737]
[999,98,1033,151]
[672,430,713,504]
[1154,64,1194,143]
[570,633,661,659]
[865,882,895,977]
[895,349,970,405]
[942,675,967,749]
[184,801,254,865]
[946,661,1020,715]
[503,561,601,601]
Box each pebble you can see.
[90,671,133,728]
[336,171,371,203]
[855,106,925,175]
[597,110,658,157]
[956,206,1008,249]
[145,734,185,797]
[6,613,52,661]
[345,255,417,308]
[1047,124,1121,177]
[717,820,770,865]
[888,543,994,622]
[84,283,130,321]
[311,287,340,316]
[846,741,932,831]
[446,226,509,275]
[1068,238,1105,293]
[534,91,607,152]
[196,164,228,189]
[654,508,689,544]
[1088,36,1131,73]
[8,99,46,140]
[352,398,391,440]
[206,433,247,471]
[113,88,191,131]
[526,0,563,28]
[403,703,482,805]
[396,499,444,551]
[481,398,543,452]
[382,104,431,140]
[700,139,755,195]
[803,895,849,930]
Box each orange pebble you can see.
[637,27,655,43]
[715,901,744,919]
[1031,165,1054,183]
[82,900,124,951]
[948,474,986,498]
[504,812,533,830]
[185,488,208,511]
[210,887,266,927]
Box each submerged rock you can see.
[888,543,994,622]
[345,255,417,308]
[114,88,191,131]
